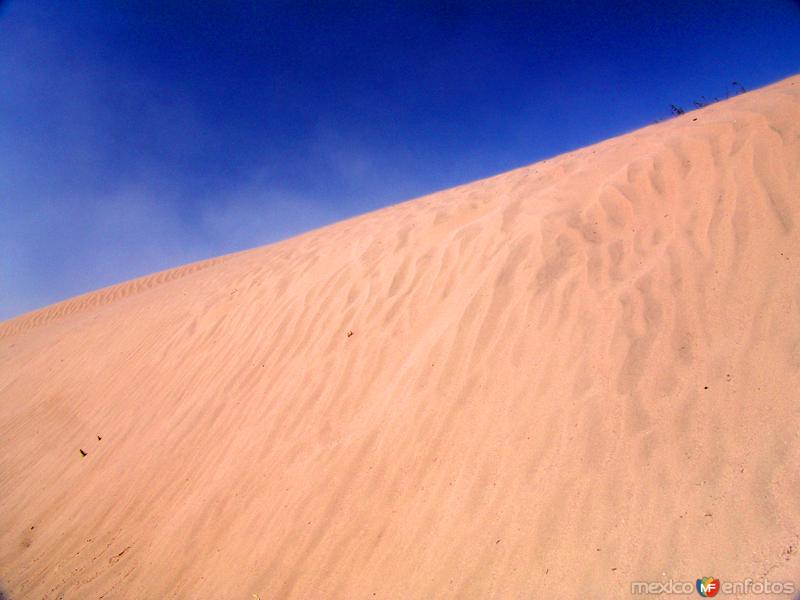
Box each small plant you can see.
[669,81,747,118]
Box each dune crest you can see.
[2,75,800,599]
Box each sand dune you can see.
[2,75,800,599]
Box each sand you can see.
[2,75,800,599]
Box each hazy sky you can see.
[2,1,800,320]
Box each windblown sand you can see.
[2,76,800,599]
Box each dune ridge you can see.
[1,75,800,599]
[0,254,238,340]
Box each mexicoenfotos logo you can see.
[696,577,720,597]
[631,577,796,596]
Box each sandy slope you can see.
[2,75,800,600]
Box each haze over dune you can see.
[2,75,800,599]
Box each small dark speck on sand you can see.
[79,449,87,457]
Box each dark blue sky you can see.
[2,1,799,320]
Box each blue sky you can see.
[1,1,799,321]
